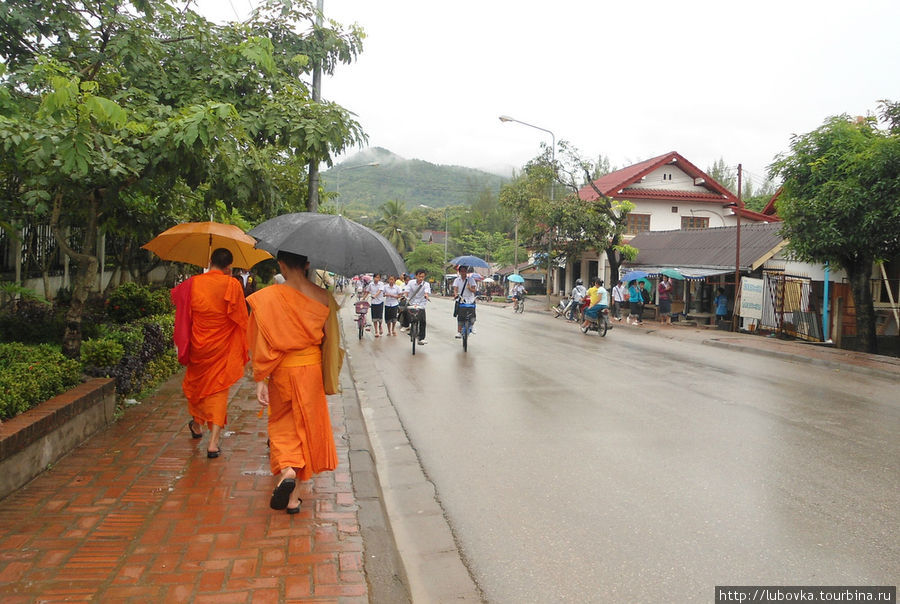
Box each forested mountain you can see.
[322,147,508,210]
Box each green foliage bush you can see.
[0,343,82,420]
[105,282,172,323]
[81,338,125,368]
[0,300,66,344]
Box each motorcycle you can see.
[552,296,571,319]
[580,306,611,337]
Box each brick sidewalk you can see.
[0,372,368,603]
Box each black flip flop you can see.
[207,448,220,459]
[286,500,303,515]
[188,420,202,439]
[270,478,295,510]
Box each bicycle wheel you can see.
[410,320,418,355]
[358,320,364,340]
[599,316,608,337]
[517,299,525,313]
[461,321,468,352]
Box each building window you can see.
[681,216,710,230]
[626,213,651,234]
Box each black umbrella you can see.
[248,213,407,276]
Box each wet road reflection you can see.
[344,297,899,603]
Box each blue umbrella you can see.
[450,255,490,269]
[508,274,525,283]
[621,270,649,283]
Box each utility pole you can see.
[734,163,742,332]
[306,0,324,212]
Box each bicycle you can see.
[457,302,476,352]
[514,295,525,313]
[354,300,370,340]
[407,305,424,355]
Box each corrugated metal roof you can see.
[625,222,785,271]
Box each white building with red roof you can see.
[564,151,773,293]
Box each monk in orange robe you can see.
[171,248,249,458]
[246,251,338,514]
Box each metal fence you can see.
[761,272,823,341]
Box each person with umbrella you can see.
[246,251,340,514]
[452,265,478,338]
[627,279,646,325]
[170,248,249,458]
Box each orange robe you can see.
[246,285,338,479]
[181,269,249,428]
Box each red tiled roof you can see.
[578,151,740,206]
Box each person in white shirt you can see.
[382,275,403,336]
[569,278,587,321]
[611,280,627,321]
[452,266,478,338]
[363,274,386,337]
[404,269,431,344]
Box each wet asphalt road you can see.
[346,296,899,603]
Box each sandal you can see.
[286,499,303,515]
[188,420,202,439]
[207,448,221,458]
[270,478,296,510]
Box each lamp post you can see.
[499,115,556,309]
[334,162,379,215]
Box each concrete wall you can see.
[0,379,115,501]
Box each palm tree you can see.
[375,200,419,255]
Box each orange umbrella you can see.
[142,221,273,269]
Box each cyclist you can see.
[511,281,526,311]
[568,278,587,321]
[580,278,609,331]
[452,265,478,338]
[405,269,431,345]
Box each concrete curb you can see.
[346,342,483,603]
[702,338,900,381]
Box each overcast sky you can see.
[194,0,900,188]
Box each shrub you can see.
[0,343,82,420]
[0,300,65,344]
[81,338,125,368]
[105,282,172,323]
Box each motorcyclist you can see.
[580,278,609,331]
[568,279,587,321]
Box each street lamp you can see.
[499,114,556,309]
[334,162,379,214]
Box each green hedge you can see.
[0,343,83,420]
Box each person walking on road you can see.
[715,287,729,326]
[171,248,249,458]
[246,251,339,515]
[612,280,627,321]
[627,280,645,325]
[383,275,402,336]
[363,273,385,337]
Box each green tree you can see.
[374,199,419,255]
[706,157,737,194]
[0,0,365,357]
[769,102,900,353]
[554,142,636,282]
[404,243,444,283]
